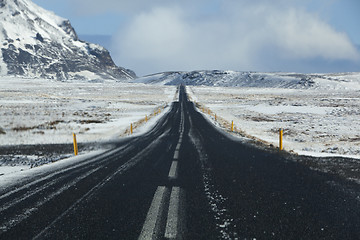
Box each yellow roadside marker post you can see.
[279,128,283,150]
[131,124,133,134]
[231,121,234,132]
[73,133,78,156]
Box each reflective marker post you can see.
[279,128,283,151]
[73,133,78,156]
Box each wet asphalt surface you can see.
[0,86,359,239]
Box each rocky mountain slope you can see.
[0,0,135,80]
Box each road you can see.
[0,85,359,239]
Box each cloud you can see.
[111,1,360,75]
[121,7,188,60]
[268,8,359,60]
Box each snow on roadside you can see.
[0,77,177,177]
[0,77,177,145]
[0,150,105,190]
[0,100,174,180]
[187,85,360,160]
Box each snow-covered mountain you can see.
[136,70,360,90]
[0,0,135,80]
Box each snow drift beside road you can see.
[0,77,177,176]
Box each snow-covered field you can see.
[0,77,176,145]
[187,76,360,159]
[0,77,176,175]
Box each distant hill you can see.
[136,70,360,90]
[0,0,135,80]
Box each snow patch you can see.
[0,77,177,145]
[187,81,360,160]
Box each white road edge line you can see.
[168,161,178,180]
[138,186,169,240]
[165,187,183,240]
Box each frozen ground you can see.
[0,77,176,145]
[186,76,360,160]
[0,77,177,175]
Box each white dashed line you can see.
[168,161,179,180]
[140,95,186,239]
[165,187,184,240]
[138,186,169,240]
[173,151,179,160]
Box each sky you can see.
[32,0,360,76]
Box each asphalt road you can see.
[0,86,359,239]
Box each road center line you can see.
[138,186,170,240]
[165,187,184,240]
[168,161,178,180]
[173,151,179,160]
[140,94,186,240]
